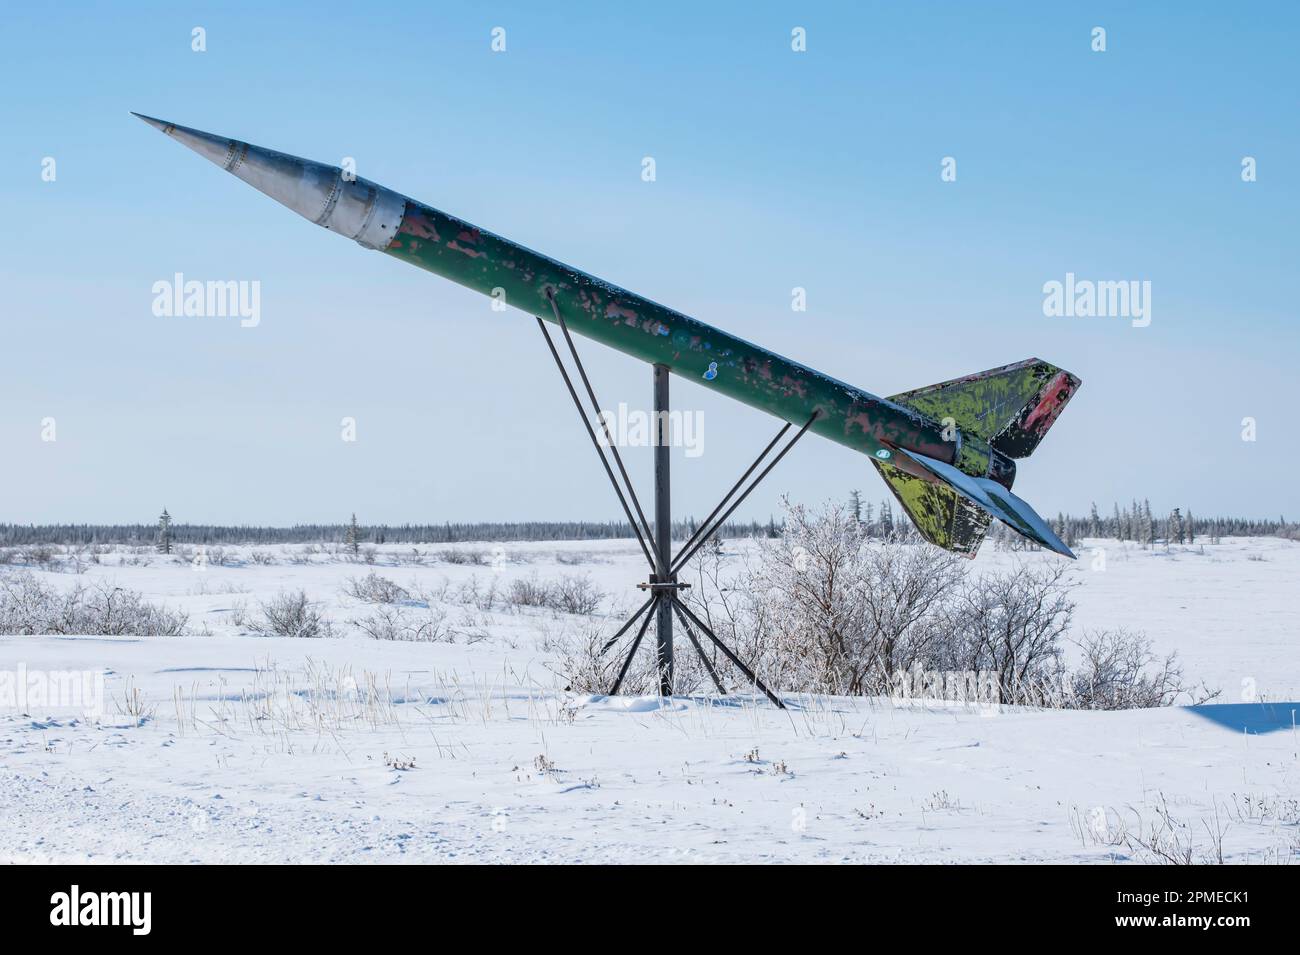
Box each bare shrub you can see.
[447,610,493,644]
[410,577,452,606]
[1066,629,1212,709]
[549,619,657,693]
[250,589,330,638]
[455,576,500,612]
[556,550,609,566]
[504,573,603,615]
[440,548,488,566]
[342,572,410,604]
[939,563,1074,704]
[557,501,1209,711]
[28,545,58,570]
[551,575,603,615]
[681,500,963,695]
[0,571,188,636]
[508,575,553,608]
[351,605,448,642]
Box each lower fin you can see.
[872,458,991,558]
[887,448,1074,558]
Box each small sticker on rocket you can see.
[875,449,892,460]
[703,362,718,381]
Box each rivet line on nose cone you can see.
[222,140,248,174]
[314,170,344,227]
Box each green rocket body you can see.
[386,202,956,468]
[135,113,1081,558]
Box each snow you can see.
[1,537,1297,863]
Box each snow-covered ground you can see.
[1,537,1297,863]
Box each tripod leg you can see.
[545,289,658,551]
[609,595,658,696]
[671,410,819,576]
[599,595,657,656]
[670,597,785,709]
[669,598,726,696]
[535,316,658,572]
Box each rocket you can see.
[134,114,1080,558]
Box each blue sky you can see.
[2,2,1296,525]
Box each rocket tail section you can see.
[875,359,1081,558]
[887,358,1081,460]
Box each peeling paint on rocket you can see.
[380,200,962,469]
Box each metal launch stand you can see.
[537,290,817,708]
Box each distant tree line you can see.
[1041,500,1297,549]
[1,497,1293,549]
[0,517,779,547]
[844,491,1296,550]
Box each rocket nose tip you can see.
[131,115,241,171]
[131,112,175,134]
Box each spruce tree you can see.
[157,508,172,555]
[345,513,361,557]
[1170,507,1185,545]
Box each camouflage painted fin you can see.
[872,458,992,558]
[888,358,1081,459]
[891,447,1075,558]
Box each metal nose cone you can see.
[131,113,244,170]
[132,113,406,250]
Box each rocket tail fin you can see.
[872,458,993,558]
[884,448,1074,558]
[887,358,1081,459]
[875,358,1081,557]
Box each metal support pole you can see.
[653,363,674,697]
[537,316,797,709]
